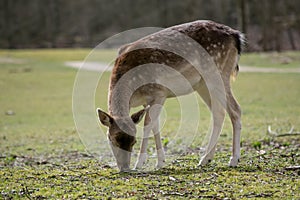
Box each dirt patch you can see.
[0,57,25,64]
[65,61,112,71]
[240,66,300,73]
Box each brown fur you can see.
[99,20,244,171]
[110,20,243,91]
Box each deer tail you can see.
[231,32,245,81]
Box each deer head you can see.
[97,107,148,171]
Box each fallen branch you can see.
[285,165,300,171]
[267,125,300,137]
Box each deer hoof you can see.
[156,149,166,168]
[134,153,148,169]
[156,160,166,168]
[229,156,239,167]
[198,153,214,166]
[198,157,212,166]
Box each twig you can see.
[22,185,32,200]
[285,165,300,171]
[288,126,294,134]
[267,125,278,136]
[275,133,300,137]
[267,125,300,137]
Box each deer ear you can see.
[97,108,113,127]
[131,105,150,124]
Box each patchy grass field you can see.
[0,49,299,199]
[239,51,300,68]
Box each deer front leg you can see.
[134,111,151,169]
[196,82,225,166]
[152,117,165,168]
[135,101,165,169]
[199,99,225,166]
[149,103,165,168]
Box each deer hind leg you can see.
[224,80,241,167]
[196,81,226,166]
[222,49,242,167]
[134,99,165,169]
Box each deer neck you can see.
[108,82,131,118]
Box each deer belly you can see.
[128,70,201,106]
[129,93,146,108]
[154,72,201,97]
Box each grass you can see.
[239,51,300,68]
[0,49,299,199]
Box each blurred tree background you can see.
[0,0,299,51]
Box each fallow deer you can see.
[97,20,244,172]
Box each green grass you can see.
[0,49,300,199]
[239,51,300,68]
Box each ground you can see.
[0,49,299,199]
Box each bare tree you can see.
[236,0,247,34]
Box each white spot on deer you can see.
[217,52,221,58]
[213,44,217,48]
[222,44,225,49]
[207,37,211,42]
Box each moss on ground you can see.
[1,137,299,199]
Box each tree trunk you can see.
[236,0,247,34]
[287,29,296,50]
